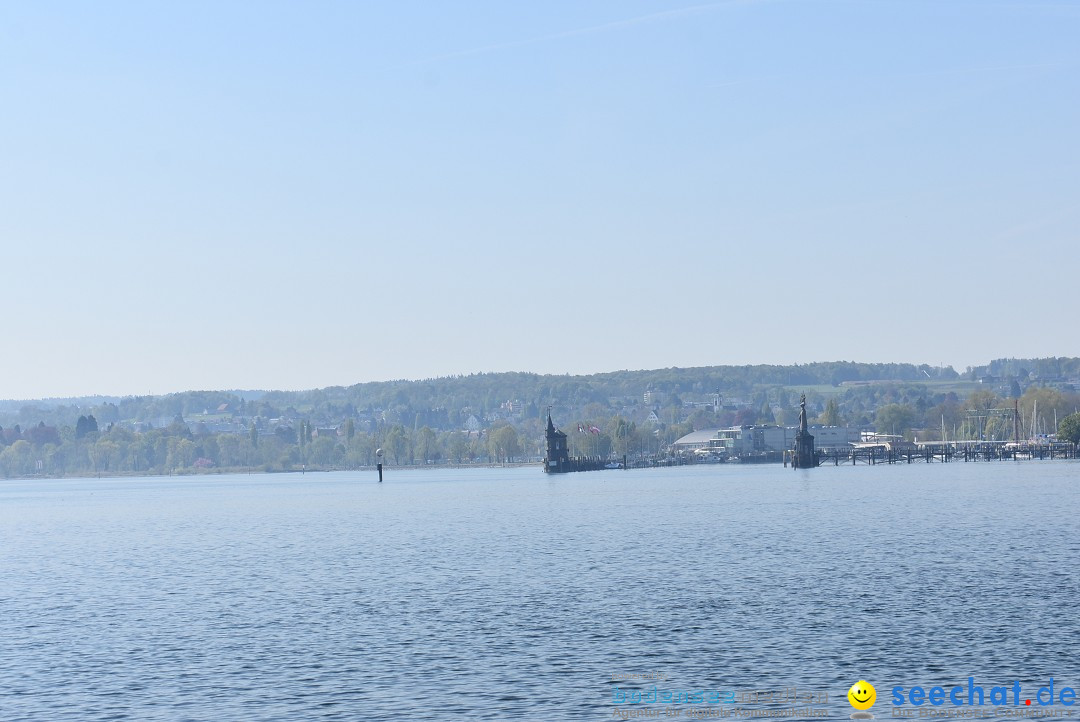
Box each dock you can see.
[802,441,1076,466]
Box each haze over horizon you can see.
[2,1,1077,400]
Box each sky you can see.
[1,0,1077,400]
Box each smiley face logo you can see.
[848,680,876,710]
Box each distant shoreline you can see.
[0,461,542,483]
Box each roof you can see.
[671,429,721,447]
[546,413,567,439]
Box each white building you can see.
[673,425,861,455]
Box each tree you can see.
[166,415,190,438]
[27,422,61,446]
[489,426,522,463]
[218,433,242,467]
[612,417,637,456]
[875,404,915,437]
[0,440,33,477]
[384,426,408,465]
[90,439,120,472]
[819,398,842,426]
[166,438,197,469]
[965,389,1000,413]
[414,426,438,463]
[1019,387,1080,436]
[730,408,749,426]
[308,435,338,467]
[447,431,469,464]
[94,403,120,424]
[1058,413,1080,445]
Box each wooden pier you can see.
[797,441,1076,466]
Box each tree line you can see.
[0,417,533,479]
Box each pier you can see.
[801,441,1076,466]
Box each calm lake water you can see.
[2,462,1079,720]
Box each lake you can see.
[2,461,1079,720]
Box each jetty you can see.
[806,440,1076,465]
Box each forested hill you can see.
[0,361,967,428]
[6,359,1080,434]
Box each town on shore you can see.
[2,358,1079,479]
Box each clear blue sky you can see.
[1,0,1077,399]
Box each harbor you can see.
[796,440,1077,466]
[545,399,1079,473]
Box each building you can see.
[544,413,570,472]
[544,413,609,474]
[643,390,666,405]
[673,425,861,456]
[670,430,722,452]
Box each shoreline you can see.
[0,460,543,483]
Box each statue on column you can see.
[794,394,816,469]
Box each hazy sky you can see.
[1,0,1077,399]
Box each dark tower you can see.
[793,394,817,469]
[544,412,570,473]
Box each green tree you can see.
[414,426,438,463]
[90,439,120,472]
[0,440,33,477]
[819,398,842,426]
[166,438,197,469]
[489,425,522,463]
[875,403,915,437]
[384,426,408,465]
[965,389,1001,413]
[1058,413,1080,445]
[447,431,469,464]
[1019,387,1079,436]
[167,415,190,438]
[217,433,241,467]
[308,435,338,467]
[351,431,377,466]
